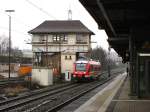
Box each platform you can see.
[74,72,150,112]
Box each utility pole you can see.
[42,36,48,67]
[46,35,48,67]
[68,9,72,20]
[5,10,15,78]
[59,38,61,75]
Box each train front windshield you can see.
[76,63,86,71]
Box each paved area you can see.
[74,72,127,112]
[106,75,150,112]
[74,72,150,112]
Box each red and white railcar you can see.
[73,60,101,80]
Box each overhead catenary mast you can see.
[68,7,72,20]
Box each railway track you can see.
[0,82,79,112]
[45,79,112,112]
[0,77,25,87]
[0,68,125,112]
[0,82,74,105]
[38,69,125,112]
[10,81,101,112]
[48,73,125,112]
[0,77,25,101]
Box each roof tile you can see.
[28,20,94,34]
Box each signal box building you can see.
[28,20,94,75]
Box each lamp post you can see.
[5,10,15,78]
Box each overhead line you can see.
[12,17,32,29]
[0,26,29,36]
[0,9,32,29]
[25,0,57,20]
[0,9,8,16]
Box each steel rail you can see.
[0,82,73,106]
[46,70,125,112]
[0,68,125,112]
[46,76,114,112]
[0,83,79,112]
[29,70,125,112]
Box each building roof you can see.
[79,0,150,62]
[28,20,94,35]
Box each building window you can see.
[53,35,60,42]
[53,36,56,41]
[76,34,82,42]
[65,55,72,60]
[59,34,65,41]
[64,36,68,42]
[39,35,45,42]
[76,34,87,44]
[53,34,67,43]
[65,56,67,59]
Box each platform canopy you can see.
[79,0,150,61]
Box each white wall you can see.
[68,34,76,45]
[61,54,76,74]
[32,34,53,43]
[32,33,90,53]
[32,68,53,86]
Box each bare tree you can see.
[87,46,108,71]
[87,46,123,71]
[0,35,9,55]
[0,35,23,63]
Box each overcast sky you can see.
[0,0,109,50]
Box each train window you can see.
[96,66,99,71]
[92,65,99,71]
[76,63,86,71]
[90,65,93,71]
[98,66,100,71]
[94,66,96,71]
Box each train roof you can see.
[75,60,101,65]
